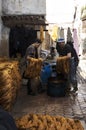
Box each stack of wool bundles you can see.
[15,114,84,130]
[24,57,43,78]
[56,56,70,75]
[0,58,21,111]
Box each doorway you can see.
[9,26,37,58]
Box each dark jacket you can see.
[0,107,17,130]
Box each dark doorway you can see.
[9,26,37,58]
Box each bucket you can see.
[47,78,67,97]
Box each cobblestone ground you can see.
[11,60,86,129]
[11,83,86,119]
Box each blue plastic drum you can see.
[47,78,67,97]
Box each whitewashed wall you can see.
[2,0,46,15]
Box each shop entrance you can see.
[9,26,37,58]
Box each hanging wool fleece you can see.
[24,57,43,78]
[56,56,70,75]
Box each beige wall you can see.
[2,0,46,15]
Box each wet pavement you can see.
[11,59,86,129]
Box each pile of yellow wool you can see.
[0,58,21,111]
[15,114,84,130]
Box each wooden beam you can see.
[1,15,48,28]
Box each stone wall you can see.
[0,0,10,57]
[2,0,46,15]
[1,25,10,57]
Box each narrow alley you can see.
[11,58,86,129]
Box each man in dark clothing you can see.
[0,106,17,130]
[56,38,79,67]
[66,41,79,67]
[56,38,79,92]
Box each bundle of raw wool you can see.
[24,57,43,78]
[15,114,84,130]
[0,60,21,111]
[56,56,70,75]
[0,57,10,62]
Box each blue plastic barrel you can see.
[47,78,67,97]
[40,64,52,85]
